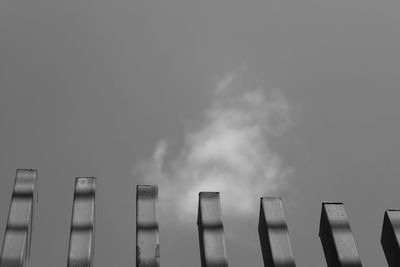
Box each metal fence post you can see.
[197,192,228,267]
[0,169,38,267]
[136,185,159,267]
[319,202,362,267]
[67,177,96,267]
[381,209,400,267]
[258,197,296,267]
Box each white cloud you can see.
[134,68,292,224]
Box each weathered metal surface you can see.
[258,197,296,267]
[136,185,159,267]
[197,192,228,267]
[67,177,96,267]
[319,202,362,267]
[381,209,400,267]
[0,169,38,267]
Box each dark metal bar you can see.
[197,192,228,267]
[319,202,362,267]
[258,197,296,267]
[136,185,159,267]
[0,169,38,267]
[381,209,400,267]
[67,177,96,267]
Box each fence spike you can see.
[136,185,159,267]
[0,169,38,267]
[67,177,96,267]
[258,197,296,267]
[319,202,362,267]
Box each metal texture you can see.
[67,177,96,267]
[197,192,228,267]
[258,197,296,267]
[136,185,159,267]
[319,202,362,267]
[0,169,38,267]
[381,209,400,267]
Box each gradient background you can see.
[1,0,400,266]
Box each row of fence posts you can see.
[0,169,400,267]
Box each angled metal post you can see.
[319,202,362,267]
[67,177,96,267]
[197,192,228,267]
[381,209,400,267]
[0,169,38,267]
[258,197,296,267]
[136,185,159,267]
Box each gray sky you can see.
[1,0,400,266]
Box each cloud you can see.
[134,68,292,224]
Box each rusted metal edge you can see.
[258,197,296,267]
[67,177,96,267]
[319,202,362,267]
[136,185,159,267]
[0,169,38,267]
[197,192,228,267]
[381,209,400,267]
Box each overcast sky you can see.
[1,0,400,266]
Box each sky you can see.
[1,0,400,266]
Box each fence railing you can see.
[0,169,399,267]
